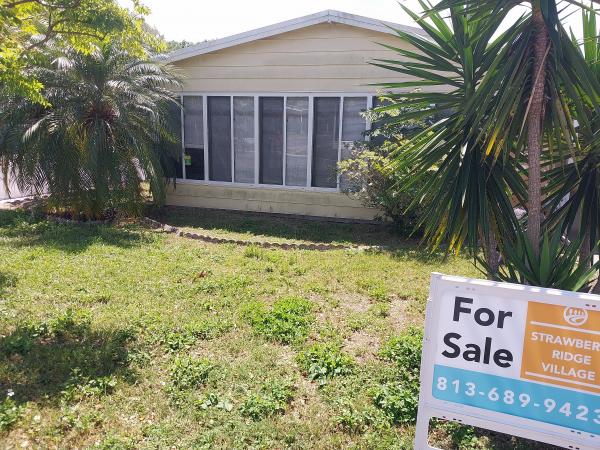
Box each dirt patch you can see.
[336,293,372,313]
[343,331,380,362]
[389,295,410,332]
[315,292,372,326]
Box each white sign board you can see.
[416,273,600,450]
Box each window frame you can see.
[178,92,373,192]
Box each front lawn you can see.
[0,208,552,449]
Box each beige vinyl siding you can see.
[167,184,379,220]
[174,23,423,93]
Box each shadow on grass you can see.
[0,209,149,253]
[147,205,399,246]
[0,310,136,404]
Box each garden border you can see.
[140,217,371,251]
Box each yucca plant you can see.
[375,0,600,289]
[544,6,600,291]
[372,1,526,275]
[0,42,181,219]
[488,228,600,291]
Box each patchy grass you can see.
[0,208,558,449]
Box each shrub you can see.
[169,356,213,391]
[240,380,295,421]
[296,343,355,384]
[244,297,313,344]
[338,140,426,235]
[0,391,22,432]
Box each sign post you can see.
[416,273,600,450]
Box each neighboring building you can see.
[166,10,424,220]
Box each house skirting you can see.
[165,183,379,221]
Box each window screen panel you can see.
[312,97,340,188]
[259,97,284,185]
[340,97,367,190]
[183,96,203,148]
[184,148,205,180]
[233,97,255,184]
[208,96,232,182]
[285,97,309,187]
[342,97,367,142]
[166,101,183,179]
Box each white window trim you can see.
[179,92,374,193]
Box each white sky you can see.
[119,0,584,43]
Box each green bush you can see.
[244,297,313,344]
[240,380,294,421]
[168,356,213,391]
[296,343,355,384]
[338,140,427,235]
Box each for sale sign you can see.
[415,273,600,450]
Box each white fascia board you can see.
[164,9,425,63]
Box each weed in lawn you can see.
[243,296,313,344]
[161,319,232,352]
[60,369,117,403]
[371,378,419,425]
[197,392,234,412]
[243,245,263,259]
[195,274,252,296]
[334,401,388,434]
[369,327,424,425]
[379,327,423,374]
[0,391,22,432]
[168,356,213,391]
[240,379,294,421]
[371,302,390,318]
[297,343,355,384]
[93,434,136,450]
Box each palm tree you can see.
[376,1,600,287]
[429,1,600,257]
[372,2,525,275]
[0,42,181,219]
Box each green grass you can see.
[0,208,558,449]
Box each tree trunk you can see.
[580,219,591,271]
[483,229,500,280]
[526,2,550,257]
